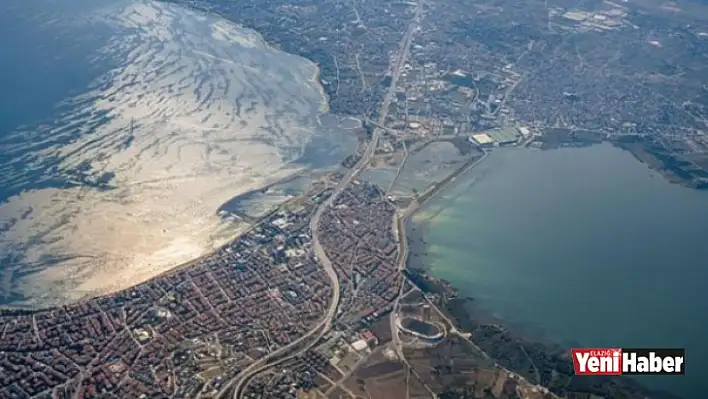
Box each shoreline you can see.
[405,219,577,348]
[405,227,680,399]
[0,182,321,312]
[529,135,708,191]
[0,4,350,310]
[400,154,682,399]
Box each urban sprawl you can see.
[3,0,706,397]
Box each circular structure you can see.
[396,317,444,343]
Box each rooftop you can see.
[472,133,494,145]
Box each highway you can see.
[220,1,425,397]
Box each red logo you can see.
[572,348,622,375]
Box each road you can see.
[222,1,425,397]
[384,149,490,399]
[401,149,488,220]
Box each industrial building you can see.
[471,127,521,147]
[471,133,494,146]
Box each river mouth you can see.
[409,143,708,398]
[0,0,356,308]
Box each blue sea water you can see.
[0,0,356,307]
[0,0,116,194]
[0,0,118,304]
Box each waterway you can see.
[412,143,708,398]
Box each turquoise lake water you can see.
[414,143,708,398]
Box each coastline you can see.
[406,219,577,346]
[0,1,351,310]
[0,181,321,312]
[528,134,708,191]
[401,158,682,399]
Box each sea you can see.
[412,143,708,398]
[0,0,356,307]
